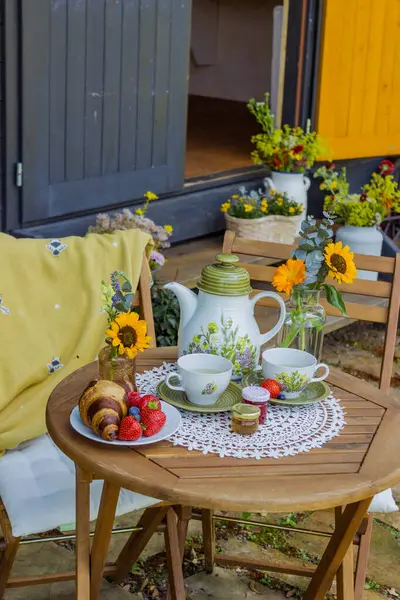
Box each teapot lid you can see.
[197,254,252,296]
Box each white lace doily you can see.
[136,362,346,460]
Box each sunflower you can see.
[272,259,306,295]
[106,312,151,359]
[324,241,357,284]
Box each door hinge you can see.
[16,162,23,187]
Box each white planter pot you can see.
[335,225,383,281]
[225,213,302,244]
[264,171,310,222]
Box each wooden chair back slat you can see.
[251,290,388,324]
[129,254,156,348]
[224,230,396,274]
[243,263,392,298]
[224,232,399,391]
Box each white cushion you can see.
[368,489,398,513]
[0,435,159,537]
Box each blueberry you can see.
[277,393,286,400]
[129,407,141,420]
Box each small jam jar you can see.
[231,403,260,435]
[242,386,270,424]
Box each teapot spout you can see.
[164,282,198,329]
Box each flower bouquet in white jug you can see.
[273,213,358,359]
[247,92,325,216]
[314,160,400,280]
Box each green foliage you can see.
[276,371,308,393]
[247,93,324,172]
[151,283,180,347]
[314,162,400,227]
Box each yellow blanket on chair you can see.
[0,229,152,455]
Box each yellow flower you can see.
[231,194,239,199]
[272,259,306,295]
[164,224,173,234]
[220,202,231,213]
[144,191,158,201]
[106,312,151,359]
[289,206,295,214]
[324,241,357,284]
[244,203,253,213]
[270,189,276,196]
[276,199,283,206]
[261,200,268,213]
[331,181,337,189]
[135,208,144,216]
[319,183,325,190]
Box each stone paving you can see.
[3,323,400,599]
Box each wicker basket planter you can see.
[225,213,302,244]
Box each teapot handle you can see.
[264,177,275,193]
[303,175,311,191]
[251,292,286,346]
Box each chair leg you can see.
[202,509,215,574]
[354,513,373,600]
[76,467,92,600]
[0,498,20,598]
[335,507,354,600]
[112,505,169,584]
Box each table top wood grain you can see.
[46,347,400,513]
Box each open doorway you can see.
[185,0,283,179]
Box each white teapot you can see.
[165,254,286,378]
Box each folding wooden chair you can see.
[0,251,159,596]
[201,230,400,600]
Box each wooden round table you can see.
[47,347,400,600]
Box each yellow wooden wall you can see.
[316,0,400,159]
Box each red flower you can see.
[291,144,304,154]
[272,156,282,169]
[360,193,367,203]
[378,159,394,175]
[326,161,336,170]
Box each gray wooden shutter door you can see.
[21,0,191,224]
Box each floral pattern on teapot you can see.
[186,316,258,377]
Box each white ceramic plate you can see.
[69,401,181,446]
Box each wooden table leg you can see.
[303,498,373,600]
[335,507,355,600]
[76,467,92,600]
[90,481,120,600]
[202,509,215,574]
[166,507,192,600]
[112,505,169,583]
[164,507,186,600]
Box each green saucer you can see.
[241,372,331,406]
[157,380,242,413]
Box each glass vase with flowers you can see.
[273,213,358,359]
[99,271,152,391]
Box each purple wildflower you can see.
[110,271,121,292]
[150,250,165,267]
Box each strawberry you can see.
[118,416,143,441]
[141,408,166,437]
[126,391,142,407]
[138,394,162,411]
[260,379,281,399]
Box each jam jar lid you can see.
[232,403,261,420]
[242,386,270,403]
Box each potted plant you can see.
[248,93,324,216]
[89,191,173,274]
[221,186,303,244]
[314,160,400,280]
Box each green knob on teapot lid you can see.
[197,254,252,296]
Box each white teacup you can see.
[166,354,233,406]
[262,348,329,399]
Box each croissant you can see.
[79,380,128,440]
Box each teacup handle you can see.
[165,372,185,392]
[311,363,329,383]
